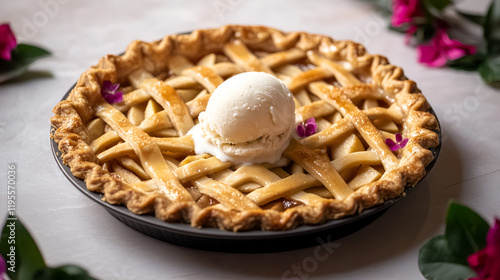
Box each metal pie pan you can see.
[51,82,442,253]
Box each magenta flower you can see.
[101,80,123,104]
[391,0,422,27]
[417,30,477,67]
[0,254,6,280]
[386,133,408,151]
[296,118,317,138]
[467,218,500,280]
[0,23,17,61]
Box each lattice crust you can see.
[51,25,439,231]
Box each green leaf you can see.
[418,235,477,280]
[447,52,487,71]
[445,202,490,261]
[34,265,98,280]
[423,0,452,11]
[457,11,485,25]
[0,44,50,71]
[0,43,51,83]
[478,55,500,87]
[13,44,51,63]
[484,0,500,55]
[0,218,47,280]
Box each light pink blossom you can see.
[417,30,477,67]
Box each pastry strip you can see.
[97,136,194,162]
[261,48,306,69]
[284,139,354,200]
[182,66,224,94]
[175,157,231,183]
[95,102,193,202]
[307,51,362,87]
[247,173,319,205]
[224,40,274,74]
[191,176,259,210]
[287,68,331,93]
[130,70,194,136]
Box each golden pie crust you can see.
[51,25,439,231]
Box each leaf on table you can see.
[457,11,486,26]
[34,265,98,280]
[418,235,477,280]
[447,52,486,71]
[423,0,452,11]
[479,55,500,87]
[445,202,490,261]
[0,218,46,280]
[0,44,51,83]
[484,0,500,55]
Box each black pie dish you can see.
[51,84,442,253]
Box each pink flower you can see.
[0,23,17,61]
[417,30,477,67]
[101,80,123,104]
[296,118,317,138]
[391,0,422,27]
[0,254,6,280]
[467,219,500,280]
[386,133,408,151]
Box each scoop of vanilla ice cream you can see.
[190,72,295,164]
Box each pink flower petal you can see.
[109,83,120,93]
[101,80,123,103]
[0,254,6,276]
[305,118,317,136]
[296,124,306,138]
[296,118,317,138]
[418,44,447,67]
[419,30,478,66]
[102,80,120,93]
[468,249,488,277]
[391,0,422,27]
[485,219,500,278]
[103,91,123,104]
[385,138,399,151]
[445,48,467,60]
[395,133,403,143]
[0,23,17,61]
[468,218,500,279]
[399,137,409,148]
[438,31,468,50]
[0,48,12,61]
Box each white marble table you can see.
[1,0,499,279]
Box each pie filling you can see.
[51,25,439,231]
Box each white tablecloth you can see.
[1,1,499,279]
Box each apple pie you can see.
[51,25,439,231]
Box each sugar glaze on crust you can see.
[51,25,439,231]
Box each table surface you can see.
[1,1,499,279]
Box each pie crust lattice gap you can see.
[51,25,439,231]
